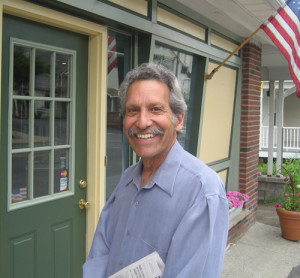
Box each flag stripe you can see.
[262,24,300,90]
[261,0,300,97]
[263,22,300,78]
[270,15,300,67]
[269,25,300,92]
[279,6,300,45]
[108,36,117,73]
[12,187,28,203]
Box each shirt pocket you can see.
[139,235,169,262]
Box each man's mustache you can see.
[127,126,164,137]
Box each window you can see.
[106,31,131,199]
[153,43,194,149]
[9,38,75,210]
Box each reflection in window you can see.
[12,99,30,149]
[13,46,30,96]
[34,100,51,147]
[12,153,29,203]
[34,151,50,197]
[55,102,69,145]
[153,44,193,148]
[56,54,71,98]
[35,49,51,97]
[106,32,131,200]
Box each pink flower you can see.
[226,191,249,208]
[275,204,281,209]
[284,193,290,197]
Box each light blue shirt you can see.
[83,141,229,278]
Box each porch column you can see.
[267,81,275,176]
[239,42,261,215]
[276,81,284,174]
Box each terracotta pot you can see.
[276,208,300,241]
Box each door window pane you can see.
[12,153,29,203]
[35,49,51,97]
[34,151,50,197]
[12,99,30,149]
[34,100,51,147]
[54,149,69,193]
[56,54,71,98]
[55,102,69,145]
[106,32,131,199]
[13,45,30,96]
[153,44,193,148]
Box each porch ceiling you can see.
[176,0,291,81]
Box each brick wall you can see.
[228,42,262,244]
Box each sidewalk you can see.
[222,204,300,278]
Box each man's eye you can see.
[127,108,137,114]
[151,107,161,112]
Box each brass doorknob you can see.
[79,199,90,210]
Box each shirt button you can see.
[127,230,130,236]
[119,260,123,266]
[134,200,139,206]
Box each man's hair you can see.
[119,63,187,117]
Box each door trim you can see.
[0,0,107,256]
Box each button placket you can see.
[133,189,142,207]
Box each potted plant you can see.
[227,191,249,221]
[275,166,300,241]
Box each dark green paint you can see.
[1,14,88,278]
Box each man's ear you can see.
[175,113,185,132]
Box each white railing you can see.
[260,126,300,151]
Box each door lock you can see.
[78,199,90,210]
[79,179,87,189]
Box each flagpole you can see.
[205,26,262,81]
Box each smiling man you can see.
[83,63,229,278]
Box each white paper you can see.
[108,251,165,278]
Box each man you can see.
[83,63,229,278]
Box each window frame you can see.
[8,38,77,211]
[150,39,203,155]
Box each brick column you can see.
[239,42,261,210]
[228,42,262,244]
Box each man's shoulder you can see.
[178,149,225,196]
[180,150,213,176]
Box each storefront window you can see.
[153,43,194,148]
[106,31,131,199]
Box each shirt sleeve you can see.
[162,193,229,278]
[82,194,115,278]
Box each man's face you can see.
[124,80,184,163]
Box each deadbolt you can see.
[79,179,87,189]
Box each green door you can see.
[0,15,88,278]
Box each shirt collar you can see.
[126,141,184,197]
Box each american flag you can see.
[261,0,300,98]
[12,187,28,203]
[108,36,118,74]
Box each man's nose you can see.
[136,109,152,130]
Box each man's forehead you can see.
[126,81,170,100]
